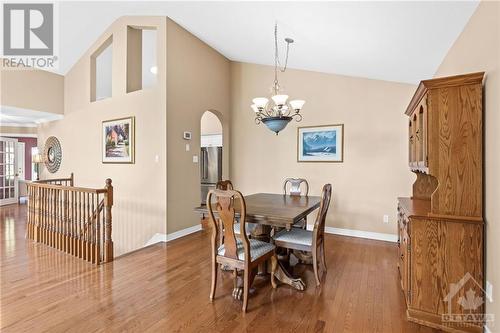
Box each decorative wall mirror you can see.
[43,136,62,173]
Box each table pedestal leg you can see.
[273,260,306,291]
[230,224,307,299]
[292,250,313,265]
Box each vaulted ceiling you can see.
[56,1,478,83]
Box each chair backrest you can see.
[207,189,250,261]
[283,178,309,196]
[312,184,332,243]
[216,180,234,190]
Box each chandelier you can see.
[251,23,305,135]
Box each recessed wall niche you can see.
[126,26,158,93]
[90,36,113,102]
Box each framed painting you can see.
[297,124,344,162]
[102,116,135,163]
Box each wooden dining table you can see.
[194,192,321,298]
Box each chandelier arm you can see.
[263,107,273,118]
[291,113,303,122]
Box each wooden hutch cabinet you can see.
[398,72,484,333]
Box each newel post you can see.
[70,173,74,186]
[104,178,114,262]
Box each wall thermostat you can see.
[183,131,192,140]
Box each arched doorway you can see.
[200,111,223,204]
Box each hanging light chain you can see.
[273,22,292,94]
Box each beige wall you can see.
[166,19,231,233]
[0,126,37,136]
[201,111,223,135]
[230,62,415,235]
[434,1,500,329]
[0,65,64,114]
[38,16,167,255]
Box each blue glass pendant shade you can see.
[261,116,292,135]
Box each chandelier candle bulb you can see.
[271,94,289,106]
[252,97,269,109]
[290,100,305,111]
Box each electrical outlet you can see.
[383,215,389,224]
[192,155,198,163]
[185,143,190,152]
[486,281,493,302]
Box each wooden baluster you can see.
[85,192,89,262]
[26,186,30,239]
[41,187,44,243]
[57,188,60,249]
[51,188,55,248]
[73,191,75,256]
[71,190,75,256]
[104,179,113,262]
[95,194,101,264]
[76,192,83,258]
[48,188,51,247]
[44,187,47,245]
[90,193,95,263]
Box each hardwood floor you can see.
[0,204,439,332]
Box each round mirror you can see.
[43,137,62,173]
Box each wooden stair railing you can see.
[26,175,114,264]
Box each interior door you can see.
[0,137,19,206]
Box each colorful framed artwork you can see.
[297,124,344,162]
[102,116,135,163]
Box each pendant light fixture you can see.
[251,23,305,135]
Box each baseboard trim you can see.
[323,226,398,243]
[146,224,397,247]
[144,224,202,247]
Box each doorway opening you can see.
[200,111,223,205]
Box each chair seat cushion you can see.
[218,239,275,261]
[273,228,313,247]
[233,222,257,235]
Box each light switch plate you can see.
[192,155,198,163]
[383,215,389,223]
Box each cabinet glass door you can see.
[0,137,18,206]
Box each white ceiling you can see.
[54,1,477,83]
[0,106,63,127]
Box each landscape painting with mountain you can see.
[298,124,343,162]
[102,117,135,163]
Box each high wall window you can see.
[91,36,113,102]
[127,26,157,93]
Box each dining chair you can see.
[216,180,233,190]
[207,189,277,312]
[273,183,332,286]
[283,178,309,229]
[283,178,309,197]
[216,180,256,236]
